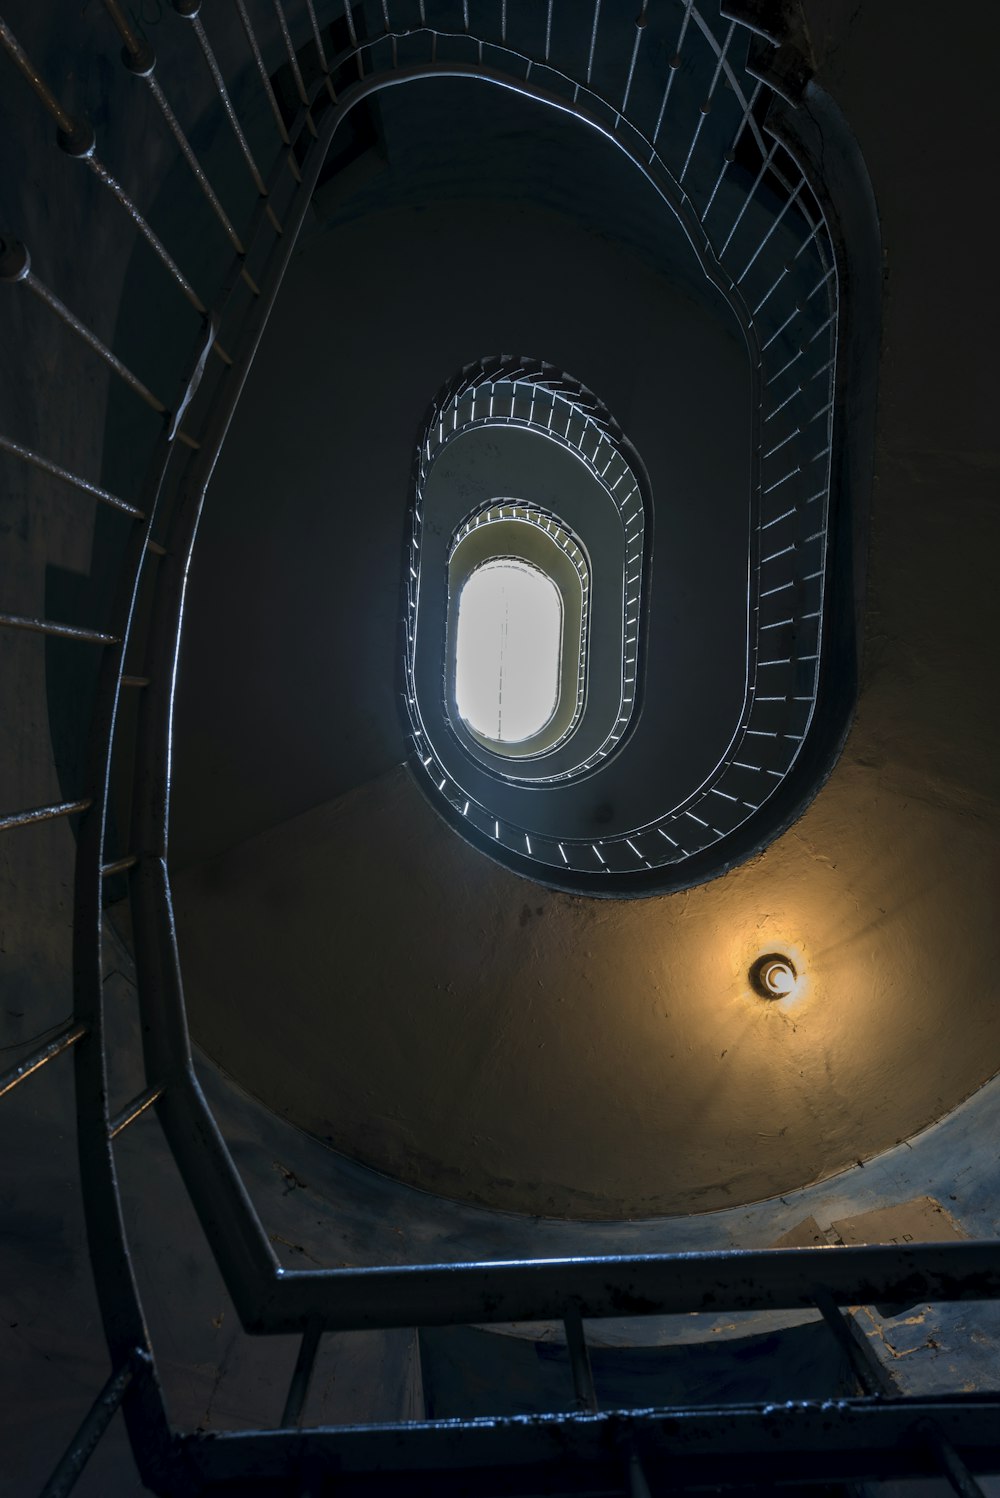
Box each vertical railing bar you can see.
[54,44,262,1450]
[817,1294,987,1495]
[302,0,336,100]
[0,16,76,131]
[719,140,779,258]
[99,0,145,56]
[585,0,601,85]
[649,0,694,156]
[924,1425,990,1498]
[233,0,300,180]
[1,242,168,413]
[628,1444,653,1498]
[0,432,142,517]
[124,75,347,1322]
[0,612,119,644]
[145,74,247,253]
[807,259,836,300]
[751,262,791,317]
[82,152,212,312]
[736,177,805,284]
[99,2,248,258]
[108,1081,165,1138]
[303,0,328,68]
[342,0,365,77]
[563,1303,598,1413]
[679,20,734,186]
[545,0,553,62]
[271,0,317,135]
[280,1319,323,1427]
[620,4,648,118]
[815,1291,891,1396]
[39,1349,150,1498]
[0,19,214,317]
[701,78,763,223]
[0,1021,89,1099]
[183,10,283,232]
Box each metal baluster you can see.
[281,1319,323,1426]
[342,0,364,78]
[303,0,337,101]
[620,3,649,119]
[585,0,602,86]
[701,78,763,223]
[0,612,118,644]
[679,21,734,186]
[173,2,283,235]
[0,433,142,517]
[0,1021,89,1098]
[0,19,219,321]
[924,1424,990,1498]
[718,139,778,258]
[563,1303,598,1413]
[736,177,805,284]
[108,1082,165,1139]
[650,0,695,157]
[628,1444,653,1498]
[0,14,76,132]
[271,0,318,138]
[816,1293,987,1498]
[100,0,257,287]
[39,1349,152,1498]
[1,238,168,414]
[233,0,303,182]
[380,0,397,69]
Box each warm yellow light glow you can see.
[749,951,801,1001]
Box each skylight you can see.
[454,559,563,744]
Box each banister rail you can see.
[0,4,959,1495]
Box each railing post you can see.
[39,1348,151,1498]
[563,1302,598,1413]
[281,1319,322,1428]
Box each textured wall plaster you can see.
[170,0,1000,1218]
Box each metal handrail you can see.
[0,3,935,1494]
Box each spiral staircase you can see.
[3,1,1000,1493]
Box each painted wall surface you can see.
[168,1,1000,1219]
[170,108,749,867]
[4,0,1000,1491]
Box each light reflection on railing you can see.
[0,3,879,1492]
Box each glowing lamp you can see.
[750,953,798,1000]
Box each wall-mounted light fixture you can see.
[750,953,798,1000]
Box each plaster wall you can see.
[3,0,1000,1488]
[171,6,1000,1216]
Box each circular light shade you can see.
[750,952,798,999]
[454,559,563,744]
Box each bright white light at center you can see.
[763,960,796,996]
[455,559,563,744]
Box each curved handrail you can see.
[0,3,886,1491]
